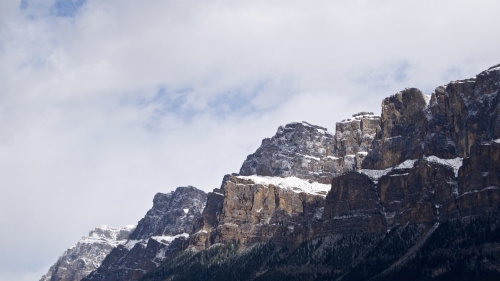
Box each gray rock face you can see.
[82,186,207,281]
[239,117,380,184]
[239,122,336,184]
[363,65,500,169]
[334,113,380,170]
[46,63,500,281]
[40,225,134,281]
[189,174,328,251]
[192,65,500,254]
[130,186,207,240]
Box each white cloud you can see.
[0,0,499,279]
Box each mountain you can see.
[42,63,500,281]
[141,64,500,281]
[40,225,135,281]
[82,186,207,281]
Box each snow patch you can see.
[296,153,320,161]
[359,159,417,183]
[459,186,499,197]
[150,233,189,245]
[423,156,463,177]
[423,94,431,106]
[390,173,409,177]
[124,240,145,250]
[236,175,331,197]
[326,156,340,160]
[359,156,462,183]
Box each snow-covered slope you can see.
[40,225,135,281]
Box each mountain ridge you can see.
[42,63,500,281]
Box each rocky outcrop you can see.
[189,174,329,250]
[239,117,380,184]
[335,112,381,170]
[363,65,500,170]
[363,88,429,169]
[323,172,386,234]
[239,122,337,183]
[129,186,207,240]
[46,64,500,281]
[83,186,207,281]
[455,140,500,218]
[158,64,500,279]
[40,225,134,281]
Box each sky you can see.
[0,0,499,280]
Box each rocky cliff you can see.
[40,225,135,281]
[149,64,500,281]
[82,186,207,281]
[44,64,500,281]
[239,116,380,184]
[364,64,500,169]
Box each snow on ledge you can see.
[124,239,146,250]
[236,175,331,196]
[150,233,189,245]
[359,156,463,182]
[423,156,463,177]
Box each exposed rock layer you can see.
[239,116,380,184]
[40,225,134,281]
[82,186,207,281]
[47,64,500,281]
[364,66,500,169]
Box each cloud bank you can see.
[0,0,499,280]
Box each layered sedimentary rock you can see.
[335,112,381,170]
[455,140,500,217]
[194,65,500,256]
[40,225,134,281]
[45,64,500,281]
[364,64,500,169]
[239,117,380,184]
[83,186,207,281]
[189,174,329,250]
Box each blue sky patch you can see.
[53,0,86,17]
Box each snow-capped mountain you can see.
[82,186,207,281]
[43,63,500,281]
[40,225,135,281]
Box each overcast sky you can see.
[0,0,499,280]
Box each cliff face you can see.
[46,64,500,281]
[238,121,337,184]
[172,64,500,281]
[239,117,380,184]
[364,64,500,169]
[129,186,207,240]
[82,186,207,281]
[40,225,134,281]
[189,174,328,251]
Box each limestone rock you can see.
[190,175,328,249]
[455,140,500,217]
[130,186,207,240]
[363,66,500,170]
[40,225,134,281]
[239,122,336,183]
[323,172,386,234]
[239,117,379,184]
[83,186,206,281]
